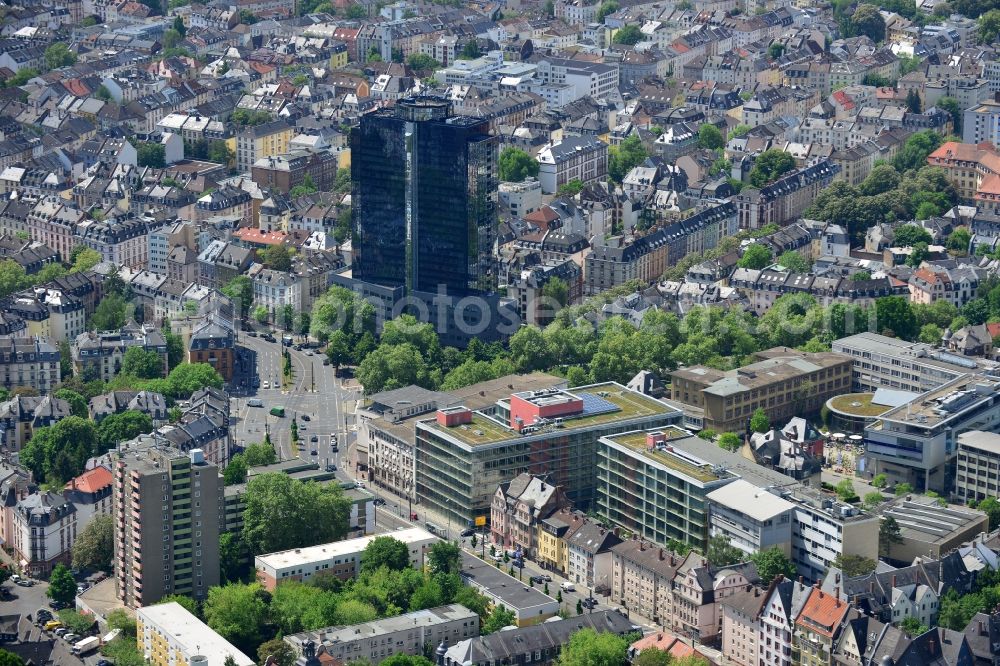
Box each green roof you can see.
[605,430,724,484]
[827,393,889,417]
[423,384,675,447]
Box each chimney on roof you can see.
[799,576,804,584]
[892,575,897,588]
[835,573,841,584]
[658,548,664,560]
[870,581,875,594]
[818,589,824,599]
[980,620,986,636]
[928,639,936,655]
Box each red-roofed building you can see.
[523,206,560,231]
[65,465,115,523]
[793,586,850,665]
[233,226,288,249]
[927,141,1000,203]
[629,632,710,663]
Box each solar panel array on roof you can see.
[579,392,618,416]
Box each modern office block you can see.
[956,430,1000,503]
[137,602,254,666]
[352,96,499,297]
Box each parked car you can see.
[325,464,337,472]
[491,553,504,562]
[310,435,318,443]
[582,598,597,609]
[323,358,331,366]
[54,628,68,637]
[560,582,575,592]
[301,414,311,421]
[44,621,62,632]
[310,449,318,456]
[460,528,475,537]
[63,633,79,643]
[246,331,258,337]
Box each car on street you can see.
[63,634,79,643]
[460,528,475,537]
[310,435,318,442]
[560,582,575,592]
[373,498,386,506]
[54,628,68,637]
[491,553,504,562]
[262,381,270,389]
[323,358,331,366]
[301,414,310,421]
[310,449,318,456]
[582,598,597,609]
[325,464,337,472]
[529,575,545,584]
[246,331,257,337]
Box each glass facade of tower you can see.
[351,97,499,297]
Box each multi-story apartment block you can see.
[0,394,71,452]
[672,555,761,646]
[669,347,852,434]
[609,539,680,626]
[730,269,903,316]
[10,490,77,577]
[114,445,224,608]
[89,390,169,424]
[735,160,839,230]
[832,332,997,394]
[955,430,1000,504]
[757,577,812,666]
[0,337,61,395]
[536,136,609,195]
[793,586,850,666]
[254,527,437,591]
[27,198,84,262]
[565,518,621,590]
[585,202,737,295]
[963,99,1000,146]
[236,119,294,173]
[491,473,570,558]
[137,602,255,666]
[414,382,680,530]
[251,150,339,194]
[533,58,618,103]
[865,374,1000,493]
[707,478,795,557]
[64,465,114,527]
[927,141,1000,203]
[285,605,480,665]
[76,215,158,270]
[188,317,235,382]
[597,428,737,549]
[72,323,169,382]
[7,287,87,344]
[720,585,767,666]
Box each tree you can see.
[697,124,725,150]
[558,179,585,196]
[879,516,904,558]
[162,29,182,49]
[852,3,886,41]
[938,96,962,134]
[20,416,98,484]
[971,497,1000,531]
[947,227,972,254]
[544,0,554,16]
[136,143,166,168]
[0,260,27,298]
[48,564,77,604]
[631,650,673,666]
[608,135,648,183]
[871,473,888,488]
[749,407,770,433]
[777,250,810,273]
[71,247,101,273]
[406,53,441,70]
[542,276,569,308]
[208,140,234,165]
[204,583,271,655]
[96,411,154,453]
[895,225,934,249]
[905,89,921,114]
[498,147,539,182]
[121,347,163,379]
[596,1,619,22]
[900,616,928,637]
[705,534,743,566]
[428,541,461,574]
[557,627,629,666]
[362,536,411,572]
[223,276,253,320]
[718,432,742,452]
[242,473,351,555]
[613,25,643,45]
[44,43,77,69]
[832,553,878,576]
[54,388,88,418]
[223,455,248,486]
[863,491,886,510]
[90,293,129,331]
[894,482,914,495]
[173,15,187,36]
[750,547,795,582]
[0,650,25,666]
[894,130,943,172]
[738,243,772,269]
[346,3,367,18]
[482,605,517,634]
[835,479,856,502]
[875,296,917,340]
[72,514,114,571]
[979,8,1000,43]
[730,124,752,139]
[258,639,297,666]
[748,149,796,187]
[356,343,436,394]
[460,40,480,59]
[166,363,223,397]
[262,244,293,271]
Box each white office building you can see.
[707,479,795,557]
[955,430,1000,503]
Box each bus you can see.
[270,406,285,417]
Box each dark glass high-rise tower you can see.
[351,97,499,296]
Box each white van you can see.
[248,398,264,407]
[560,582,575,592]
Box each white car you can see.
[262,381,270,389]
[561,582,575,592]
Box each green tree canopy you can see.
[833,553,877,576]
[557,627,629,666]
[72,514,114,571]
[136,142,166,168]
[894,224,933,247]
[90,293,129,331]
[705,534,744,566]
[738,243,773,269]
[717,432,742,452]
[851,3,886,41]
[608,135,648,183]
[54,388,88,418]
[776,250,810,273]
[748,149,796,187]
[203,582,271,655]
[241,473,351,555]
[45,43,77,69]
[613,25,643,45]
[749,547,795,582]
[428,541,461,574]
[361,536,411,573]
[499,146,540,182]
[121,346,164,379]
[697,124,725,150]
[48,564,77,604]
[750,407,770,433]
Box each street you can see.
[0,577,100,666]
[229,332,362,477]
